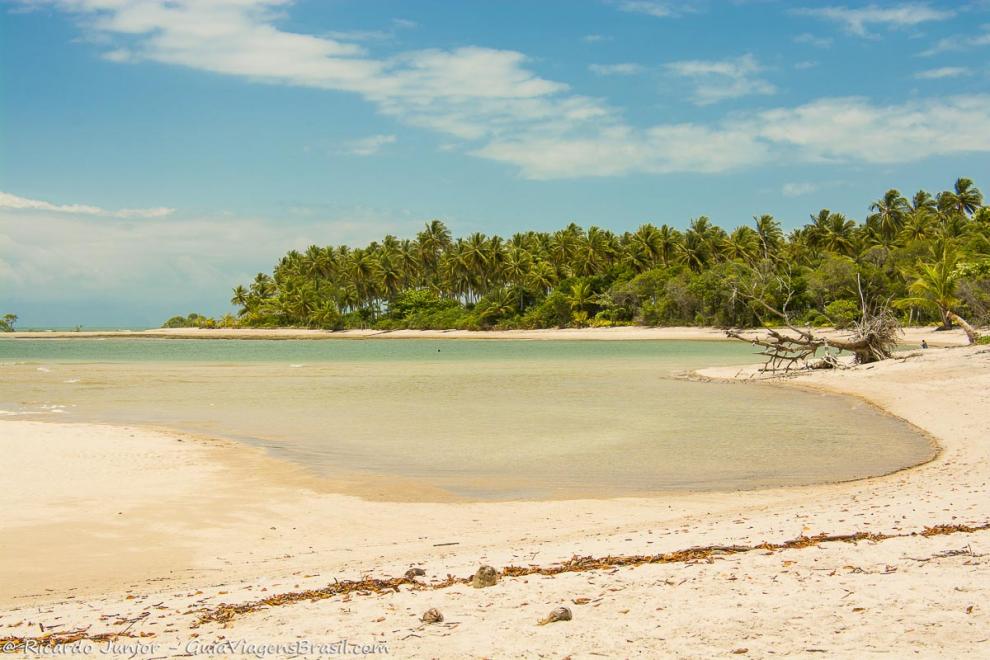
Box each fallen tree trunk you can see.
[947,311,982,345]
[728,278,900,372]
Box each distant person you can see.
[921,339,929,349]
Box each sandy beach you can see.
[2,342,989,657]
[2,324,975,347]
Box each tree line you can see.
[185,178,989,332]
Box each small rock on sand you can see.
[471,565,498,588]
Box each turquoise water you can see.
[0,338,935,500]
[0,337,754,363]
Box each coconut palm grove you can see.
[172,178,989,333]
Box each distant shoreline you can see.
[1,324,974,346]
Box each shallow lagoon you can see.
[0,338,935,500]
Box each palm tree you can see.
[723,226,760,263]
[230,285,249,312]
[567,281,594,326]
[910,190,937,215]
[899,213,932,243]
[821,213,857,256]
[251,273,276,299]
[629,224,663,271]
[753,214,783,261]
[938,178,983,217]
[311,301,341,329]
[898,248,961,329]
[868,189,909,242]
[526,261,557,295]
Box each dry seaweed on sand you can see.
[192,521,990,627]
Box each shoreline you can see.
[2,324,976,346]
[2,345,989,656]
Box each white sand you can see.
[1,345,989,657]
[3,324,975,346]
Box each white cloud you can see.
[914,66,971,79]
[795,3,955,37]
[27,1,990,183]
[665,54,776,105]
[0,205,420,323]
[36,0,600,148]
[582,34,611,43]
[781,182,819,197]
[615,1,680,18]
[343,134,397,156]
[0,191,174,218]
[793,32,834,48]
[476,95,990,179]
[920,25,990,56]
[794,60,819,70]
[589,62,645,76]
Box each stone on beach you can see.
[471,565,498,588]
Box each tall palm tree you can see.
[251,273,276,299]
[937,178,983,217]
[526,261,557,295]
[753,214,783,261]
[822,213,857,256]
[868,189,910,242]
[723,226,760,263]
[910,190,937,215]
[230,285,249,311]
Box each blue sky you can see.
[2,0,989,326]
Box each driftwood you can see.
[729,277,900,372]
[947,311,982,345]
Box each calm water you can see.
[0,338,935,500]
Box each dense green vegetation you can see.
[162,312,236,329]
[212,178,990,331]
[0,314,17,332]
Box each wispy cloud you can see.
[614,1,698,19]
[476,95,990,179]
[914,66,971,79]
[781,182,819,197]
[0,206,419,323]
[794,60,819,70]
[582,34,611,43]
[324,17,418,43]
[793,32,834,48]
[36,0,606,146]
[589,62,645,76]
[665,54,775,105]
[919,25,990,56]
[0,191,174,218]
[343,134,397,156]
[795,3,955,37]
[29,1,990,182]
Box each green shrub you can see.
[823,299,861,329]
[162,313,215,328]
[388,289,460,321]
[520,291,571,328]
